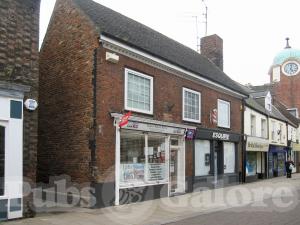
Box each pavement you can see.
[5,174,300,225]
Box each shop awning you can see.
[246,136,269,152]
[292,142,300,151]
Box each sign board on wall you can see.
[123,121,186,135]
[246,137,269,152]
[195,128,241,142]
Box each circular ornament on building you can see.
[24,99,38,111]
[282,61,300,76]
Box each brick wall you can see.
[0,0,40,216]
[201,34,223,71]
[272,72,300,110]
[96,47,243,183]
[39,0,243,190]
[38,0,99,184]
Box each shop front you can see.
[193,128,241,190]
[245,137,269,182]
[112,113,195,205]
[268,145,288,178]
[291,142,300,173]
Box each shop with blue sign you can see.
[268,145,288,178]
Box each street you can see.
[166,191,300,225]
[6,175,300,225]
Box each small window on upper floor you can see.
[125,68,153,114]
[287,108,298,118]
[261,119,267,138]
[182,88,201,123]
[218,99,230,128]
[250,114,256,136]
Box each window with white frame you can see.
[287,108,298,118]
[218,99,230,128]
[250,114,256,136]
[125,68,153,114]
[182,88,201,123]
[261,119,267,138]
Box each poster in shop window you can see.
[120,163,145,183]
[147,163,166,182]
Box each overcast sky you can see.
[40,0,300,86]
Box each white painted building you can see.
[0,82,29,220]
[244,98,269,182]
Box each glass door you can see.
[170,148,178,193]
[169,137,184,195]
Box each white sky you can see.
[40,0,300,85]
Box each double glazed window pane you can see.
[127,72,151,111]
[184,90,200,121]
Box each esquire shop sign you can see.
[195,128,241,142]
[212,132,230,140]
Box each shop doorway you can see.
[169,137,185,195]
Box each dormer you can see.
[265,91,272,112]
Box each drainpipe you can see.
[90,44,99,182]
[241,98,246,183]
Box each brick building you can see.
[0,0,40,220]
[269,38,300,116]
[39,0,248,207]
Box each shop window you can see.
[246,152,257,176]
[182,88,201,123]
[261,119,267,138]
[217,99,230,128]
[0,126,4,196]
[223,142,235,174]
[250,114,256,136]
[125,68,153,114]
[195,140,210,176]
[120,130,167,188]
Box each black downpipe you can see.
[90,46,99,181]
[241,98,246,183]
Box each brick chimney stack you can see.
[201,34,223,71]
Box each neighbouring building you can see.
[0,0,40,220]
[269,38,300,116]
[243,97,269,183]
[39,0,248,208]
[273,99,300,173]
[248,88,298,178]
